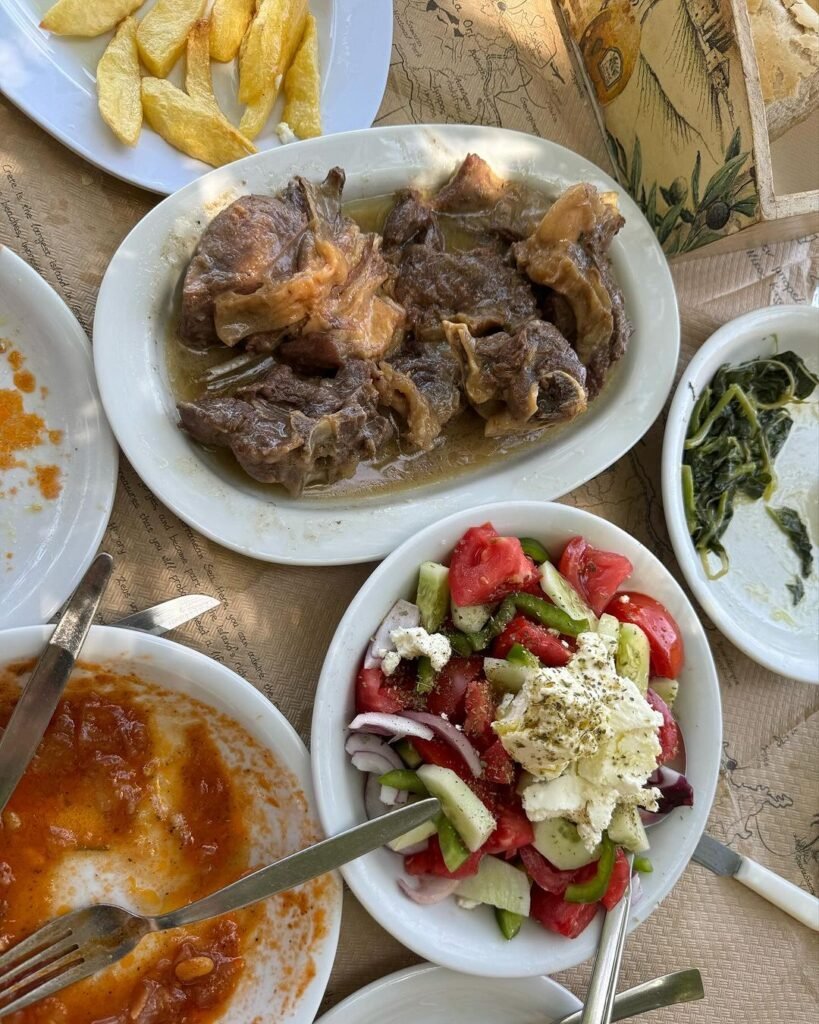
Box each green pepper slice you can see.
[518,537,550,564]
[393,739,422,769]
[506,592,589,636]
[416,655,436,694]
[436,813,470,873]
[564,835,616,904]
[378,770,429,796]
[495,906,523,940]
[444,630,474,658]
[633,855,653,874]
[506,643,540,668]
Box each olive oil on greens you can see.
[682,347,818,595]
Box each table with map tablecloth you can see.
[0,2,817,1021]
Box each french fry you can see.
[209,0,256,63]
[141,78,256,167]
[237,0,307,105]
[137,0,206,78]
[97,16,142,146]
[40,0,143,37]
[282,15,321,140]
[239,81,280,140]
[185,18,220,112]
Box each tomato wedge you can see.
[530,885,600,938]
[483,803,534,856]
[449,524,538,606]
[426,657,483,721]
[601,848,630,910]
[646,688,681,764]
[559,536,633,617]
[355,666,416,715]
[405,836,483,879]
[463,678,496,747]
[481,739,516,785]
[492,616,572,666]
[606,592,685,678]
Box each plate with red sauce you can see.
[0,625,342,1023]
[0,245,117,628]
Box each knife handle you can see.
[736,856,819,931]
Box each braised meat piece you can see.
[444,320,587,437]
[382,188,443,253]
[512,183,631,397]
[376,345,463,450]
[394,245,538,343]
[180,169,404,369]
[177,361,393,495]
[179,173,333,348]
[433,153,550,241]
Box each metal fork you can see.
[580,852,634,1024]
[0,798,439,1017]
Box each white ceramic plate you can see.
[0,246,117,628]
[310,501,721,977]
[315,964,582,1024]
[93,124,680,565]
[0,0,392,195]
[663,304,819,684]
[0,624,342,1022]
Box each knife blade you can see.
[112,594,220,635]
[693,833,819,930]
[0,553,113,814]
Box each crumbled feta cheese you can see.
[381,651,401,676]
[494,632,663,849]
[390,626,452,672]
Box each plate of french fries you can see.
[0,0,392,193]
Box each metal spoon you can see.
[554,968,704,1024]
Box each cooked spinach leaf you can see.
[786,576,805,606]
[682,350,817,581]
[767,506,814,578]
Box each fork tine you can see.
[0,916,75,978]
[0,936,80,993]
[0,954,95,1018]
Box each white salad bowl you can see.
[311,501,721,977]
[1,626,342,1024]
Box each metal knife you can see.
[0,553,113,814]
[694,833,819,931]
[111,594,220,635]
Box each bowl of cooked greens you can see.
[662,304,819,684]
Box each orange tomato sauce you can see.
[0,664,261,1024]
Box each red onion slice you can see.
[364,599,421,668]
[398,875,460,905]
[404,711,483,778]
[348,713,434,741]
[345,733,405,766]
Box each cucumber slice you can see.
[456,856,531,916]
[436,814,470,872]
[539,563,598,631]
[394,738,422,769]
[451,600,493,634]
[387,819,438,852]
[483,657,538,694]
[651,677,679,708]
[532,817,600,871]
[416,562,450,633]
[495,906,523,939]
[416,764,496,852]
[616,622,650,694]
[597,613,620,641]
[607,804,650,853]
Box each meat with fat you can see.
[382,188,444,253]
[512,183,631,397]
[177,360,393,495]
[444,320,587,437]
[375,345,464,450]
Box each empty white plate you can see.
[0,246,117,628]
[0,0,392,194]
[662,305,819,684]
[315,964,581,1024]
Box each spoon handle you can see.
[555,969,705,1024]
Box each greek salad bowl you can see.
[311,501,721,976]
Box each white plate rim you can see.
[0,623,343,1023]
[661,304,819,685]
[92,122,680,566]
[314,963,583,1023]
[0,245,118,628]
[0,0,393,196]
[310,499,722,977]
